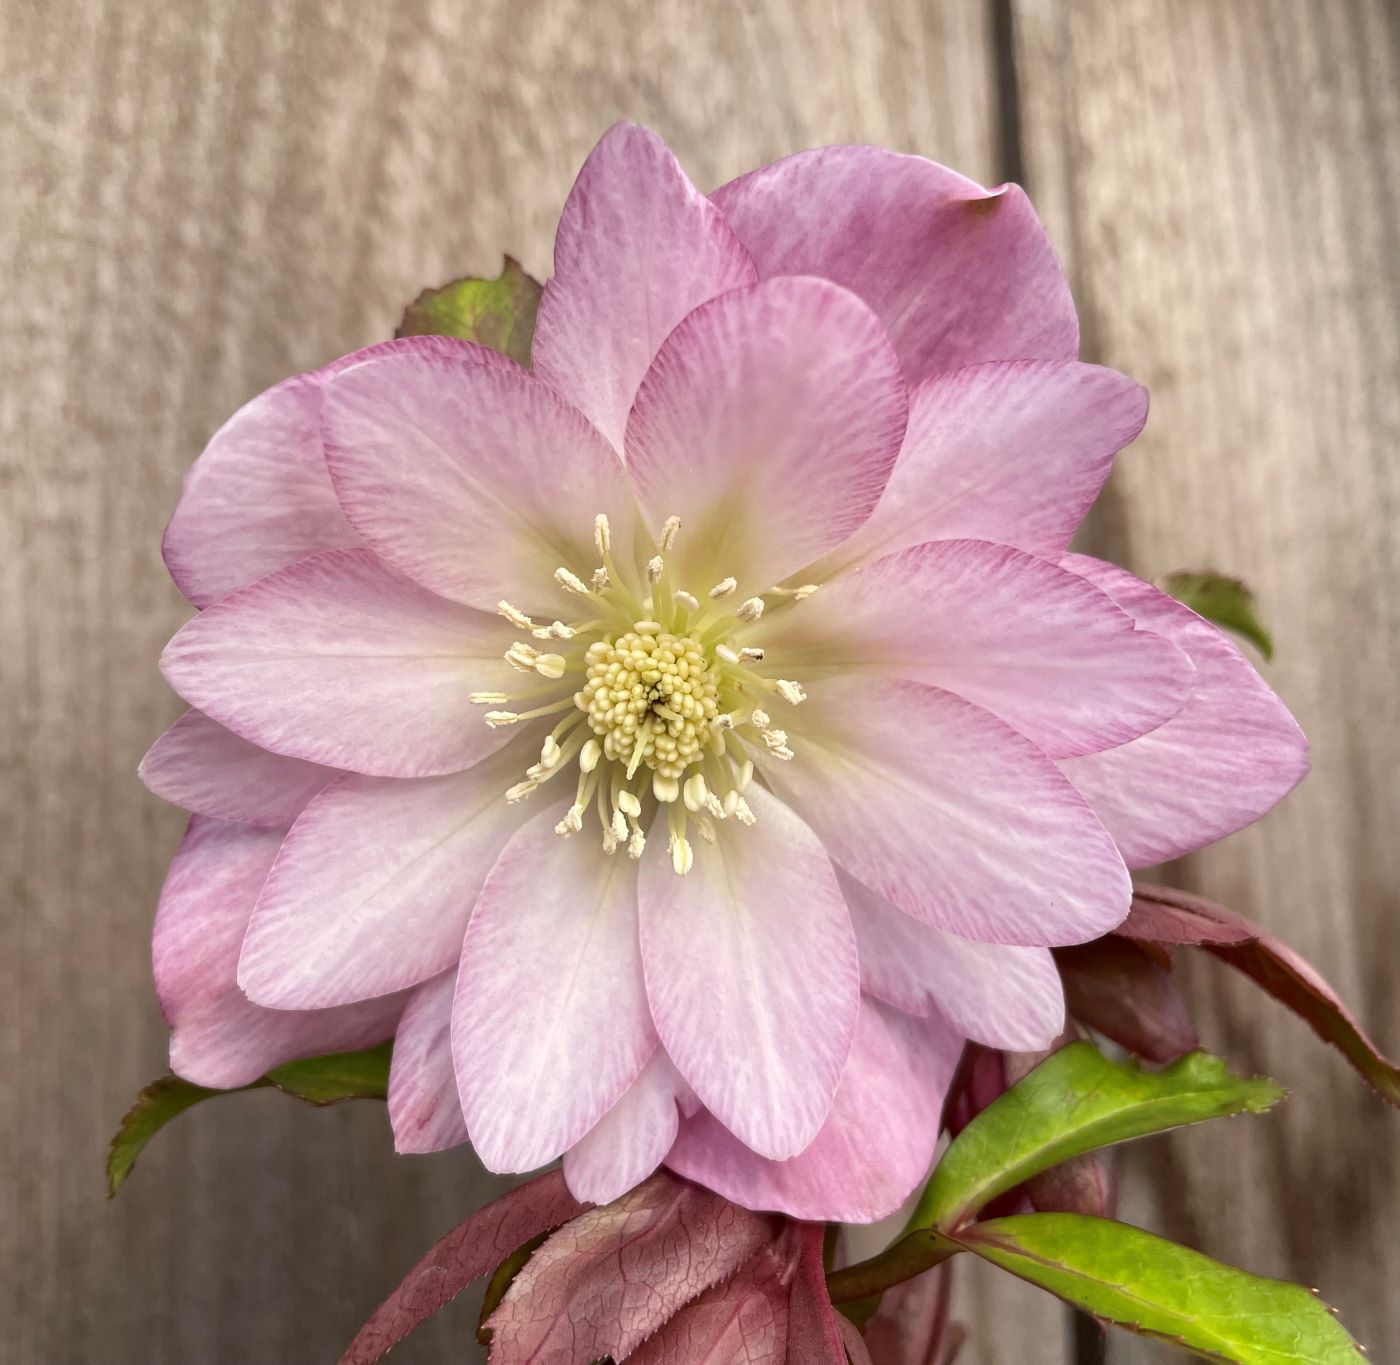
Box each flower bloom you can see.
[143,122,1307,1221]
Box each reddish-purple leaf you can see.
[944,1044,1007,1139]
[785,1224,846,1364]
[1124,885,1400,1105]
[836,1313,876,1364]
[485,1170,780,1364]
[339,1171,586,1364]
[1055,937,1199,1063]
[862,1263,955,1365]
[626,1229,799,1365]
[1025,1145,1118,1219]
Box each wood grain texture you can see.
[2,1,1074,1361]
[1013,0,1400,1359]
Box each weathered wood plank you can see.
[1013,0,1400,1359]
[1,1,1069,1360]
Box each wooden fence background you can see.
[4,1,1397,1360]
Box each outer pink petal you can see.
[238,740,535,1009]
[163,336,510,607]
[322,347,637,611]
[160,547,518,777]
[531,120,758,451]
[712,146,1077,381]
[562,1051,696,1205]
[638,785,860,1161]
[388,972,468,1154]
[625,276,908,593]
[667,999,962,1223]
[1059,556,1309,867]
[453,807,656,1172]
[841,869,1065,1050]
[139,709,336,828]
[822,361,1147,572]
[763,539,1191,758]
[762,678,1131,946]
[154,817,404,1089]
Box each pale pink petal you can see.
[140,709,336,828]
[160,547,518,777]
[453,807,655,1172]
[388,972,468,1155]
[763,540,1191,759]
[154,817,404,1089]
[322,346,636,611]
[163,336,510,607]
[563,1051,696,1205]
[713,146,1077,381]
[822,361,1147,573]
[638,785,859,1161]
[667,999,962,1223]
[238,740,535,1008]
[761,678,1131,946]
[531,120,757,450]
[841,869,1065,1050]
[1058,555,1309,867]
[625,276,907,594]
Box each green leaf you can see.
[105,1043,392,1196]
[960,1214,1362,1363]
[914,1045,1283,1230]
[396,257,542,365]
[1162,571,1274,660]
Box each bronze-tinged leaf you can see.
[786,1224,849,1364]
[484,1171,780,1364]
[1124,885,1400,1105]
[861,1263,961,1365]
[339,1171,586,1364]
[627,1228,799,1365]
[395,257,542,366]
[1056,937,1200,1063]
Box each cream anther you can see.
[540,736,562,768]
[579,738,602,773]
[534,653,567,680]
[659,516,682,551]
[775,679,807,705]
[555,567,590,594]
[715,644,740,665]
[505,642,539,672]
[751,708,772,729]
[673,590,699,611]
[722,790,740,818]
[469,691,511,705]
[594,513,612,557]
[708,577,738,599]
[653,773,681,803]
[532,621,576,640]
[555,803,585,836]
[506,779,538,802]
[628,828,646,859]
[484,711,520,728]
[737,596,765,623]
[793,584,820,601]
[738,760,754,791]
[738,647,765,663]
[611,808,629,841]
[591,567,610,591]
[671,835,694,876]
[617,790,642,818]
[497,601,535,629]
[733,797,756,825]
[682,773,709,812]
[647,556,664,584]
[633,619,663,634]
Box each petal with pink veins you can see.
[322,346,636,611]
[840,868,1065,1050]
[154,817,405,1090]
[761,678,1131,946]
[238,739,537,1008]
[453,807,655,1173]
[140,709,336,828]
[713,146,1077,381]
[625,276,907,594]
[531,120,758,450]
[162,336,511,607]
[388,972,468,1154]
[667,998,962,1223]
[1058,555,1309,867]
[638,784,860,1161]
[762,539,1192,758]
[563,1050,697,1205]
[818,361,1147,573]
[161,547,519,777]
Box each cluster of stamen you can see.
[475,513,816,874]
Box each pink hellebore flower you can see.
[142,122,1307,1222]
